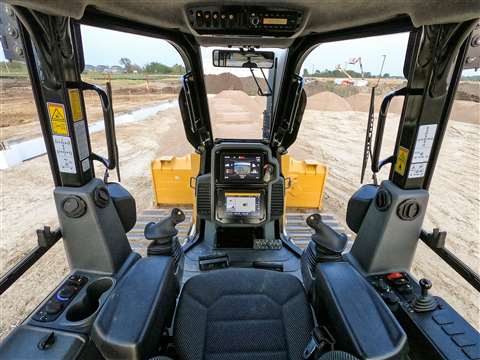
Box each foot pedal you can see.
[253,261,284,272]
[199,253,229,271]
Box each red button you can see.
[386,272,404,280]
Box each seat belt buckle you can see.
[303,326,335,359]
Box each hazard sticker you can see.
[68,89,83,122]
[394,146,409,176]
[48,102,68,136]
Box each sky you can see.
[1,25,477,77]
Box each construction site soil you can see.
[0,74,479,338]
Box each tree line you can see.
[119,58,185,74]
[303,68,392,78]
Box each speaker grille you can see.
[271,181,284,217]
[197,182,211,219]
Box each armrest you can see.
[92,256,178,360]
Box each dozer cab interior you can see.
[0,1,479,360]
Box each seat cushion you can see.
[174,268,314,360]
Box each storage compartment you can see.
[92,256,177,360]
[66,278,113,322]
[215,227,264,248]
[313,261,407,359]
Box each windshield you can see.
[201,47,279,139]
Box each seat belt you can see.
[303,326,335,359]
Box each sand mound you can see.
[307,91,352,111]
[205,73,245,94]
[451,100,480,124]
[347,93,381,112]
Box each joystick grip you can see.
[419,278,432,297]
[306,213,323,232]
[306,213,348,255]
[170,208,186,225]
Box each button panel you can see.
[187,6,303,37]
[253,238,282,250]
[32,274,88,322]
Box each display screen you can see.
[263,18,288,25]
[223,154,262,182]
[225,192,261,216]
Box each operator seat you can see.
[174,268,314,360]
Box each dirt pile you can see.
[205,73,268,96]
[451,100,480,124]
[307,91,353,111]
[205,73,245,94]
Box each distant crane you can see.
[335,56,367,86]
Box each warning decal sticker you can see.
[74,120,89,161]
[48,102,68,136]
[394,146,409,176]
[411,124,437,163]
[408,163,428,178]
[68,89,84,122]
[53,135,77,174]
[407,124,438,179]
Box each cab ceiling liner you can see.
[6,0,480,47]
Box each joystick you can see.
[413,278,437,312]
[306,213,348,257]
[302,213,349,279]
[144,208,185,261]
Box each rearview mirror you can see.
[212,49,274,69]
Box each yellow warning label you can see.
[68,89,83,122]
[47,102,68,136]
[395,146,409,176]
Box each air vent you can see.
[197,182,211,219]
[375,188,392,211]
[397,199,421,221]
[270,181,284,218]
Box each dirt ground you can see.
[0,83,479,338]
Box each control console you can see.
[32,274,88,322]
[370,272,480,359]
[187,6,304,36]
[213,144,283,226]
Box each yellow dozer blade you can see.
[151,153,327,209]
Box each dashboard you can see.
[209,143,283,226]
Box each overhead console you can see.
[186,5,304,37]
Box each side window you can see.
[291,32,409,215]
[79,25,192,212]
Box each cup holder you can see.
[66,277,113,322]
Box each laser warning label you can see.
[48,102,68,136]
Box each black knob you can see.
[45,301,63,315]
[57,286,76,301]
[419,278,432,297]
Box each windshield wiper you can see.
[249,67,272,96]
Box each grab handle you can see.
[67,81,118,171]
[371,87,422,173]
